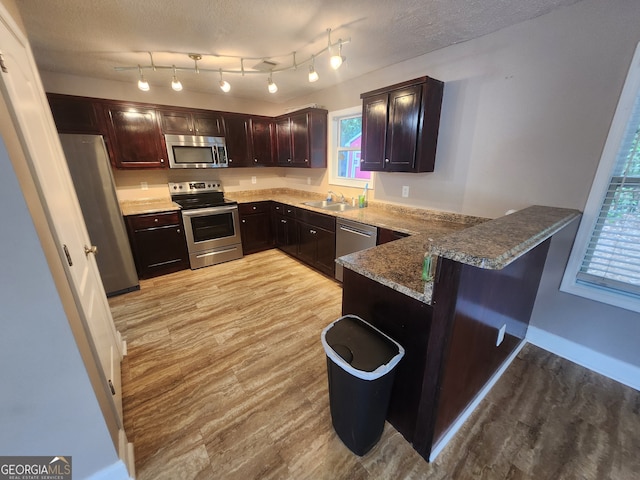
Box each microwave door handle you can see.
[212,146,219,165]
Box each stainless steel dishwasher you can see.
[335,218,378,281]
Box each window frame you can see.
[328,106,373,189]
[560,42,640,313]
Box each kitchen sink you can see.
[325,203,357,212]
[303,200,358,212]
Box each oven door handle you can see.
[181,205,238,217]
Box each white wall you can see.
[0,137,119,478]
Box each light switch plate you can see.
[251,176,257,185]
[402,186,409,198]
[140,182,148,190]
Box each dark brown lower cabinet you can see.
[125,211,189,279]
[270,203,336,277]
[295,209,336,277]
[297,221,336,277]
[239,201,273,254]
[341,238,551,461]
[273,211,297,257]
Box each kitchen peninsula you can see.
[338,204,580,461]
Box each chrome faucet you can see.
[327,190,345,203]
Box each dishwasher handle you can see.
[339,225,375,238]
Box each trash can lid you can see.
[321,315,404,380]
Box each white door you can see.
[0,13,124,423]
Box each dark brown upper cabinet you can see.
[47,93,104,134]
[223,113,252,167]
[46,94,325,170]
[158,108,225,136]
[103,102,167,169]
[360,76,444,173]
[250,116,275,166]
[275,108,328,168]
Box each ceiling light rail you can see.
[114,28,350,94]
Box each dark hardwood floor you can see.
[109,249,640,480]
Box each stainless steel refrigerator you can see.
[59,133,139,296]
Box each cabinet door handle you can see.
[254,159,258,163]
[385,158,390,163]
[177,229,181,233]
[84,245,98,256]
[108,379,116,395]
[160,158,165,164]
[242,219,246,223]
[310,229,317,234]
[281,219,287,224]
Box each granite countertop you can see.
[118,189,580,306]
[336,205,579,305]
[119,198,181,216]
[429,205,581,269]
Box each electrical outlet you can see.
[402,186,409,198]
[496,324,506,346]
[251,176,257,185]
[140,182,148,190]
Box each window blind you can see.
[577,92,640,297]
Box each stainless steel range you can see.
[169,181,243,269]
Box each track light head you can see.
[330,42,344,70]
[267,73,278,93]
[308,56,319,82]
[137,65,149,91]
[138,77,150,91]
[171,65,183,91]
[219,69,231,92]
[219,80,231,93]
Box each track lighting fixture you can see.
[137,65,149,91]
[267,73,278,93]
[308,56,319,82]
[171,66,183,92]
[115,27,351,94]
[219,69,231,93]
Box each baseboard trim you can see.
[526,326,640,391]
[428,340,526,462]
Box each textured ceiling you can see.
[15,0,583,104]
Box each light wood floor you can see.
[109,249,640,480]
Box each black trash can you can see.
[321,314,405,456]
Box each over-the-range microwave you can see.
[165,134,228,169]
